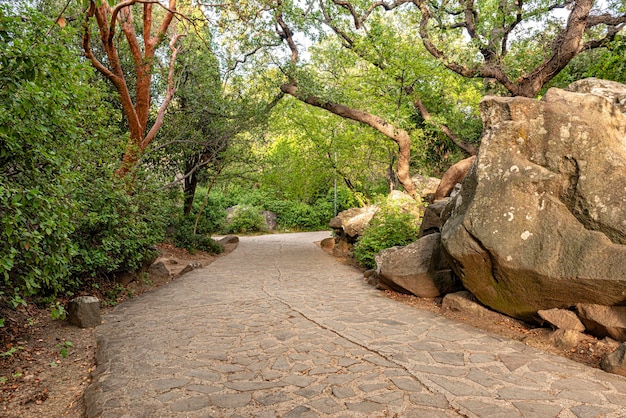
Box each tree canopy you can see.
[1,0,624,316]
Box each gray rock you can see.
[418,199,449,238]
[410,174,441,199]
[375,233,461,298]
[179,262,203,277]
[363,269,386,289]
[148,260,172,278]
[320,237,335,253]
[601,343,626,377]
[567,77,626,113]
[442,81,626,320]
[576,304,626,341]
[538,308,585,332]
[262,211,278,231]
[67,296,101,328]
[442,291,502,321]
[219,234,239,245]
[329,206,379,239]
[548,329,588,350]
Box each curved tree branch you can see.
[413,97,477,156]
[280,83,417,197]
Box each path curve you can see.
[85,232,626,417]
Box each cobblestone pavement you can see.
[85,232,626,417]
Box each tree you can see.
[153,32,285,216]
[202,1,485,199]
[81,0,183,177]
[328,0,626,97]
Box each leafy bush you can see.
[353,205,421,269]
[188,191,227,234]
[0,7,110,301]
[70,176,168,277]
[264,200,329,230]
[224,205,266,234]
[169,216,223,254]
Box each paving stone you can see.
[272,356,291,371]
[86,232,626,418]
[409,392,449,409]
[431,351,465,366]
[366,390,404,404]
[390,377,426,392]
[499,353,531,372]
[308,397,344,414]
[227,371,256,381]
[208,392,252,408]
[358,382,389,392]
[169,396,210,412]
[255,391,292,406]
[294,385,325,399]
[428,375,492,397]
[456,400,523,417]
[512,401,564,418]
[347,363,375,373]
[282,405,317,418]
[224,381,284,391]
[403,407,454,418]
[322,373,357,385]
[497,387,556,400]
[308,366,339,375]
[557,389,605,404]
[150,378,190,392]
[187,384,222,394]
[282,375,316,388]
[345,400,388,413]
[570,405,616,418]
[466,368,501,388]
[331,385,355,399]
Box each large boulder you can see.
[375,233,461,298]
[441,80,626,321]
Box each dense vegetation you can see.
[1,0,625,324]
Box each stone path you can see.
[85,232,626,417]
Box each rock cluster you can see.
[329,78,626,376]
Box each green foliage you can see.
[0,7,169,309]
[353,205,421,269]
[263,199,330,231]
[187,189,227,234]
[70,176,167,278]
[0,7,93,300]
[224,205,266,234]
[0,346,23,357]
[49,301,66,320]
[56,340,73,358]
[169,216,224,254]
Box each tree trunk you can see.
[183,172,199,216]
[280,83,417,198]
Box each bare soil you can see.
[0,238,618,417]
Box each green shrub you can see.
[71,176,168,277]
[224,205,266,234]
[169,216,223,254]
[264,200,328,230]
[353,205,420,269]
[189,192,227,234]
